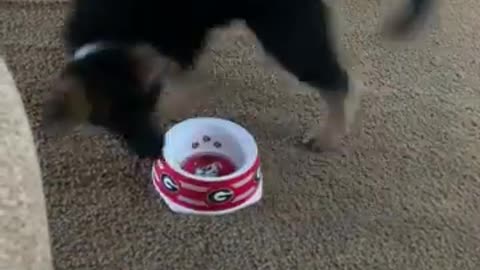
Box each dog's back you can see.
[65,0,434,57]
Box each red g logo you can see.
[255,168,263,182]
[208,189,234,204]
[161,175,179,193]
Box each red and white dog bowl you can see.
[152,117,263,215]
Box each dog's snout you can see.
[126,127,164,159]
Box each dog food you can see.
[182,153,236,177]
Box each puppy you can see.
[43,0,435,158]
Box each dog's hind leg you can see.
[247,1,362,152]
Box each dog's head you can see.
[43,44,170,158]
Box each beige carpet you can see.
[1,0,480,269]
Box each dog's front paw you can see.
[302,132,343,153]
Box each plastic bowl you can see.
[152,117,263,215]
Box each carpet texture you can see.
[1,0,480,269]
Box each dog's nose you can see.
[134,144,163,159]
[128,134,164,159]
[137,150,161,159]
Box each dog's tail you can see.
[384,0,435,37]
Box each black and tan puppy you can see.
[44,0,435,158]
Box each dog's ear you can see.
[42,73,92,135]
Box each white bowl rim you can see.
[162,117,258,182]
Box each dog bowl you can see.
[152,117,263,215]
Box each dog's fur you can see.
[43,0,435,158]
